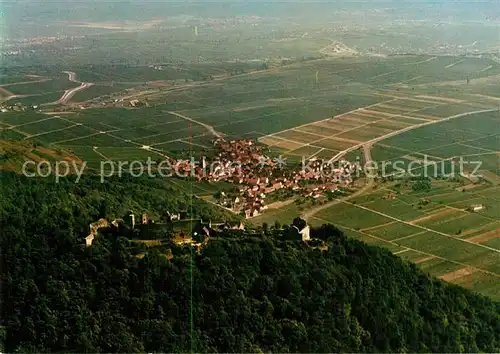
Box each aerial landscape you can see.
[1,0,499,352]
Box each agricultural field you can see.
[0,55,497,181]
[370,110,499,177]
[6,92,66,107]
[1,75,79,95]
[309,179,500,299]
[70,84,134,102]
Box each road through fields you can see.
[327,108,499,164]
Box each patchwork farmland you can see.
[2,55,499,164]
[259,96,498,162]
[0,54,499,297]
[309,181,500,300]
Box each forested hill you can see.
[1,174,500,352]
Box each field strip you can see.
[278,101,446,153]
[479,171,500,185]
[215,107,298,129]
[293,128,330,138]
[9,128,30,137]
[445,59,466,69]
[374,143,430,157]
[266,198,296,210]
[455,183,485,192]
[357,109,398,118]
[465,229,500,244]
[312,216,500,278]
[260,99,397,139]
[92,147,110,160]
[0,78,51,87]
[342,200,500,254]
[415,255,437,264]
[23,124,78,140]
[360,221,395,232]
[391,76,423,85]
[440,267,474,282]
[417,132,499,155]
[397,96,448,104]
[128,126,194,140]
[261,135,310,146]
[55,116,145,148]
[106,133,146,147]
[167,111,223,138]
[150,133,208,148]
[458,143,498,153]
[400,152,500,182]
[143,119,184,129]
[405,114,441,121]
[409,208,457,224]
[177,139,210,148]
[1,116,58,129]
[43,111,75,115]
[393,115,432,122]
[402,56,437,65]
[0,87,14,97]
[478,65,494,73]
[415,95,465,103]
[469,94,500,102]
[391,230,428,242]
[369,70,401,80]
[327,108,498,163]
[282,116,390,153]
[306,148,325,159]
[53,133,104,145]
[99,122,124,131]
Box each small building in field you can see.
[470,204,485,212]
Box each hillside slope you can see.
[1,174,499,352]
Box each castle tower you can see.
[130,213,135,229]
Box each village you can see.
[168,137,361,219]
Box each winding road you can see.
[43,71,94,105]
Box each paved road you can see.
[43,71,93,105]
[62,71,79,83]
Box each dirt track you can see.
[167,111,224,138]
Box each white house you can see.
[470,204,485,212]
[292,224,311,241]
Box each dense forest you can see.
[1,173,500,352]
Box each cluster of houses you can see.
[129,99,148,108]
[153,138,358,219]
[0,102,34,113]
[207,139,358,218]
